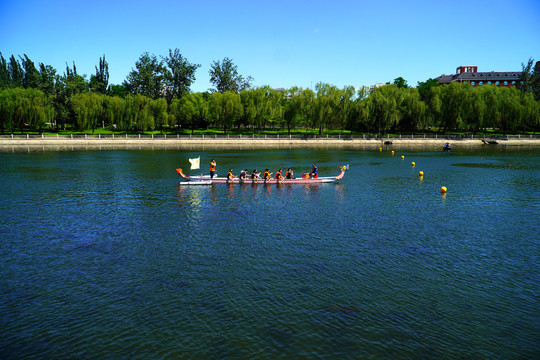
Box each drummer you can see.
[310,164,318,178]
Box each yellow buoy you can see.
[411,162,415,166]
[391,150,394,156]
[419,171,424,176]
[440,186,447,193]
[379,147,382,151]
[401,155,405,160]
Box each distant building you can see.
[436,65,522,88]
[369,83,384,90]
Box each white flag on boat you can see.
[189,157,200,170]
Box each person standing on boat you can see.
[285,168,294,179]
[310,164,318,179]
[209,159,216,179]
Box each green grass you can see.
[6,125,537,137]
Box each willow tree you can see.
[282,87,303,135]
[431,82,467,133]
[367,84,401,134]
[170,92,209,133]
[0,88,53,134]
[71,92,105,133]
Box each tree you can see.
[399,88,426,132]
[162,48,200,102]
[0,53,10,89]
[0,88,53,134]
[8,55,23,88]
[71,92,105,134]
[431,82,468,133]
[108,84,128,98]
[282,87,303,135]
[20,55,40,89]
[54,62,88,131]
[209,57,253,93]
[416,78,439,102]
[393,76,409,89]
[210,91,242,133]
[151,98,169,133]
[89,55,109,94]
[313,82,340,135]
[39,63,56,96]
[368,84,401,134]
[124,52,167,99]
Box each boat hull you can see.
[176,166,347,185]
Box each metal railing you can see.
[1,133,539,140]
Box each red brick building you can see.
[436,66,522,87]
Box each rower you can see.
[310,164,318,179]
[275,169,284,181]
[251,169,259,180]
[226,169,234,182]
[239,169,247,181]
[263,168,272,180]
[285,168,294,179]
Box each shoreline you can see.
[1,137,539,148]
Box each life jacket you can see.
[263,171,270,179]
[286,170,293,179]
[210,161,216,171]
[239,172,246,179]
[275,172,283,179]
[227,171,233,180]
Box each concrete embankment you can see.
[0,136,539,150]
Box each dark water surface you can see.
[1,145,539,359]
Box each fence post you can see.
[85,134,87,140]
[164,134,167,139]
[71,134,73,139]
[152,134,154,139]
[42,134,44,139]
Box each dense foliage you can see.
[1,51,539,135]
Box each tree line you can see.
[0,50,539,135]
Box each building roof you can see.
[436,71,522,84]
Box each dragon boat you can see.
[176,165,348,185]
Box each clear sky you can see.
[1,0,539,92]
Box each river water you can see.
[1,144,539,359]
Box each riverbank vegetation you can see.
[1,50,539,135]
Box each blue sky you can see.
[1,0,539,92]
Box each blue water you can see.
[1,145,539,359]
